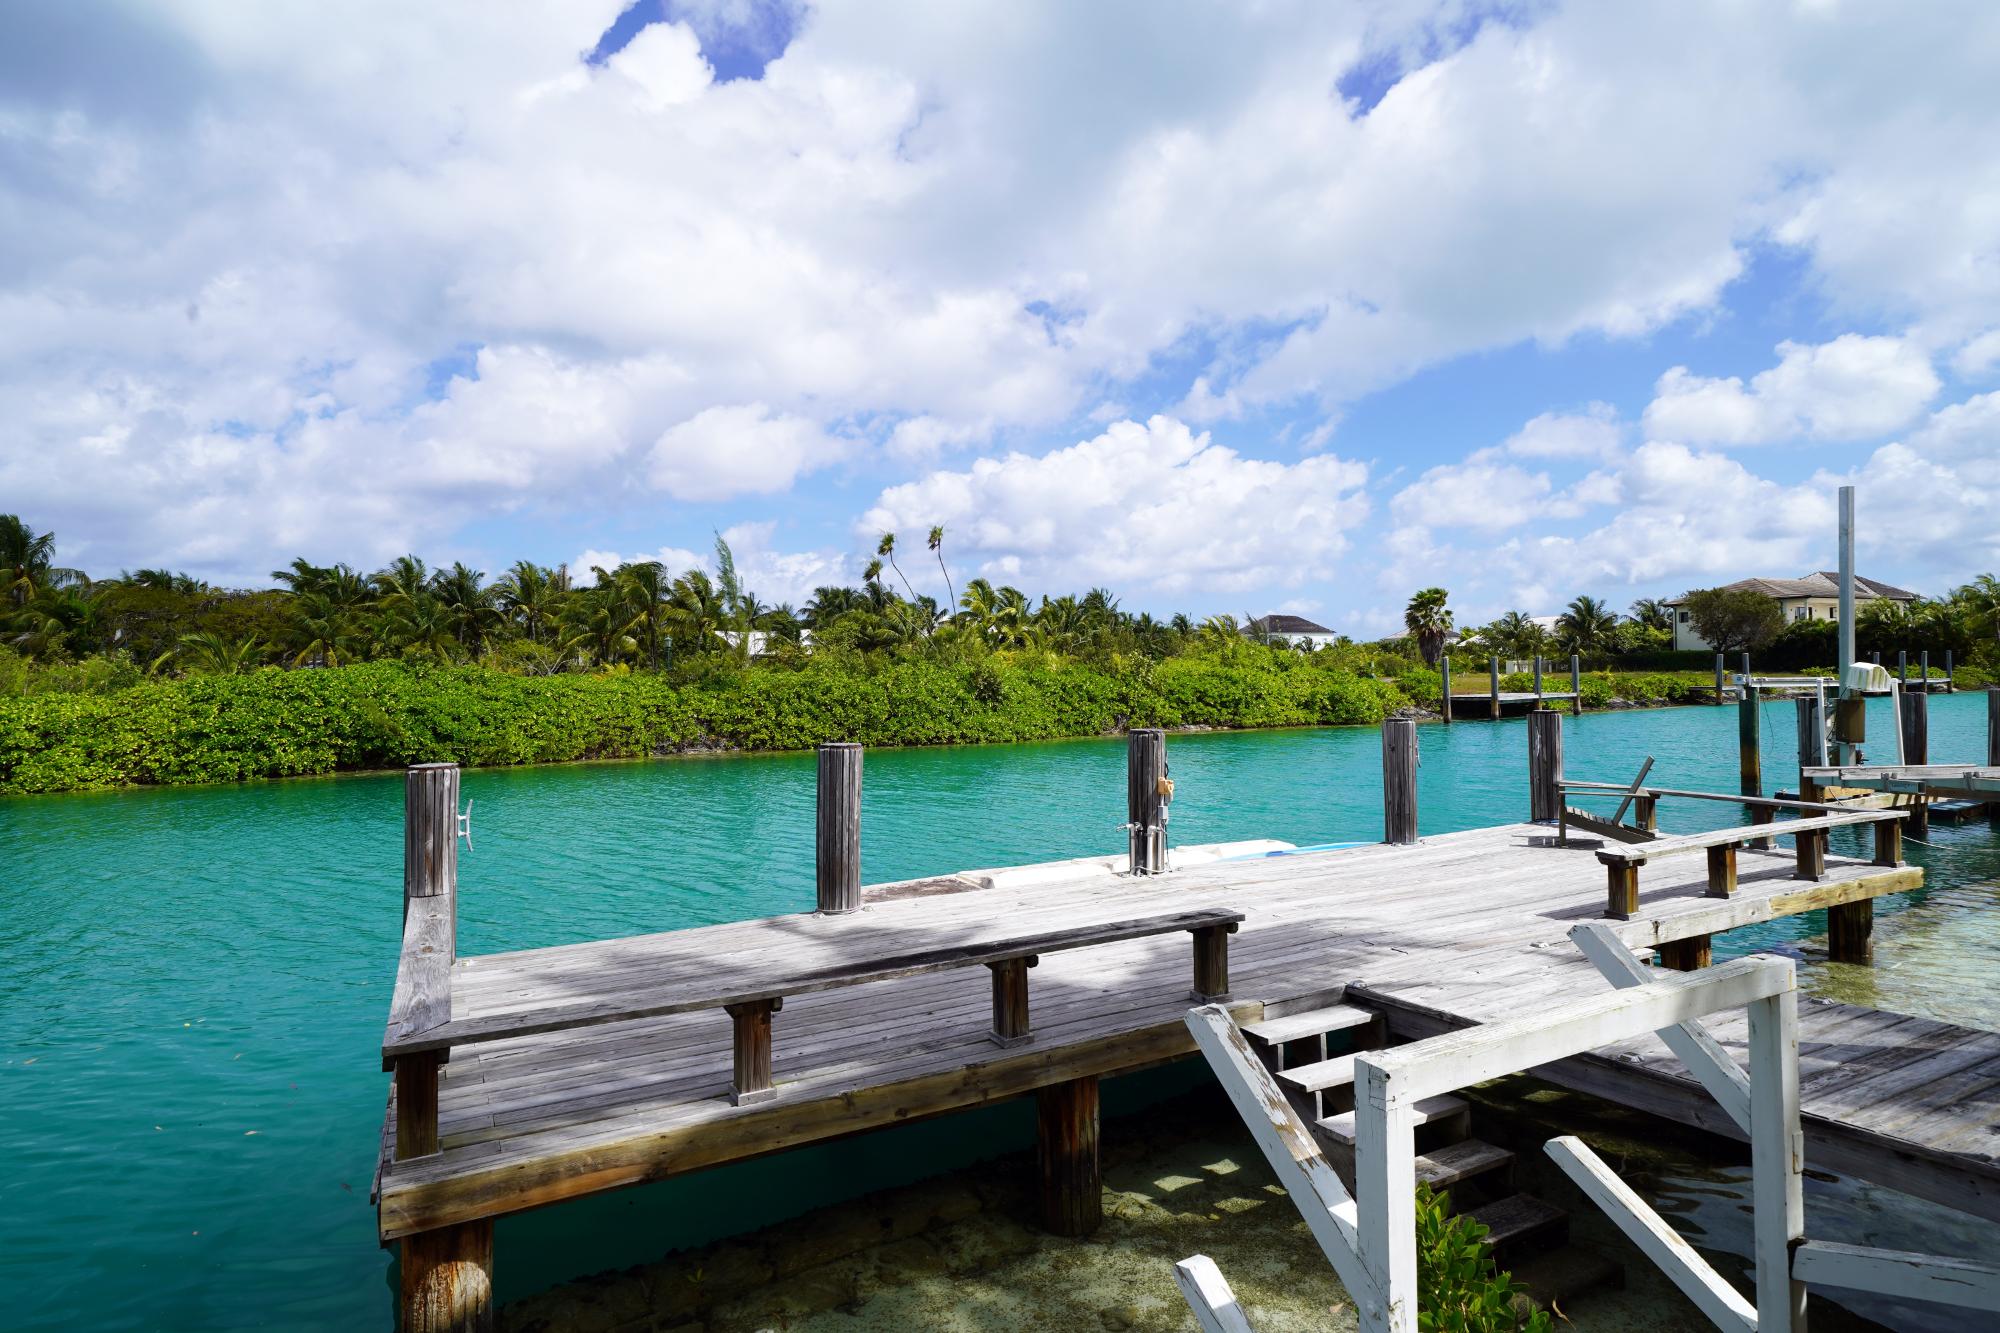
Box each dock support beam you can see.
[1127,728,1168,875]
[401,1220,495,1333]
[1659,936,1712,971]
[1190,922,1236,1002]
[1714,652,1726,706]
[1571,654,1583,715]
[816,742,863,915]
[1440,656,1452,724]
[1528,709,1562,824]
[1382,718,1417,845]
[1989,688,2000,819]
[1490,656,1501,719]
[1036,1075,1102,1237]
[1899,690,1929,765]
[988,957,1035,1047]
[1739,684,1761,800]
[726,998,780,1104]
[1796,696,1824,800]
[1828,901,1874,965]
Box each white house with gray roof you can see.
[1662,572,1919,651]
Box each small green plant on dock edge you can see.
[1414,1183,1554,1333]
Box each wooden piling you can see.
[1898,649,1908,683]
[1705,843,1738,898]
[1795,828,1827,881]
[1900,690,1929,765]
[1738,686,1761,799]
[1571,654,1582,715]
[1714,652,1726,705]
[726,999,780,1104]
[1489,656,1501,719]
[1989,687,1999,819]
[1795,696,1824,800]
[1945,649,1954,690]
[1828,901,1874,965]
[1533,655,1544,704]
[1872,819,1901,868]
[1190,923,1236,1002]
[1659,936,1712,971]
[1126,728,1169,874]
[988,957,1035,1047]
[400,1220,495,1333]
[1440,657,1452,724]
[1036,1075,1102,1237]
[1605,861,1640,919]
[1920,650,1930,688]
[1528,709,1563,824]
[816,743,863,915]
[1382,718,1418,845]
[405,762,460,934]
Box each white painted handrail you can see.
[1792,1241,2000,1312]
[1173,1255,1258,1332]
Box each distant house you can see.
[1662,573,1919,651]
[1244,614,1342,649]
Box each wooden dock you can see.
[373,767,2000,1327]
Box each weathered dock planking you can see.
[374,761,1997,1330]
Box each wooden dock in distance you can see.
[373,748,2000,1330]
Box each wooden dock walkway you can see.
[373,820,2000,1260]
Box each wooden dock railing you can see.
[385,907,1246,1107]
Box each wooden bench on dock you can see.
[385,906,1246,1124]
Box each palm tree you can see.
[666,569,728,654]
[172,631,264,675]
[1,515,80,607]
[287,590,353,667]
[1480,610,1545,661]
[1198,613,1243,649]
[1629,597,1673,633]
[876,533,921,611]
[1403,587,1452,667]
[434,563,497,656]
[928,526,955,619]
[1555,595,1619,657]
[494,562,568,644]
[804,586,866,628]
[612,561,671,670]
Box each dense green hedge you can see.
[0,657,1406,794]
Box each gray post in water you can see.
[1489,655,1501,719]
[1900,691,1929,766]
[816,742,863,914]
[1714,652,1726,706]
[1988,688,1999,820]
[404,762,461,944]
[1570,654,1582,716]
[1533,655,1544,704]
[1382,719,1418,845]
[1838,486,1856,669]
[1920,650,1930,689]
[1439,656,1452,725]
[1527,709,1563,824]
[1126,728,1168,874]
[1898,649,1908,683]
[1739,685,1762,798]
[1740,650,1752,684]
[1946,649,1955,690]
[1795,696,1825,801]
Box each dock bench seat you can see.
[383,906,1245,1121]
[1594,809,1905,920]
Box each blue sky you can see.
[3,0,1997,635]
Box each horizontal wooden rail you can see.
[1560,780,1862,815]
[1596,809,1904,920]
[385,907,1245,1107]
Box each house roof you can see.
[1664,573,1920,605]
[1246,613,1335,635]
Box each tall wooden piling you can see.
[1127,728,1169,875]
[1795,696,1824,800]
[1382,719,1418,845]
[1440,657,1452,724]
[405,762,460,935]
[401,1220,495,1333]
[816,743,863,915]
[1489,656,1501,719]
[1714,652,1726,705]
[1900,691,1929,765]
[1570,654,1582,715]
[1036,1076,1102,1236]
[1898,649,1908,683]
[1921,651,1930,688]
[400,763,491,1333]
[1988,688,1999,819]
[1533,655,1544,704]
[1528,709,1563,824]
[1738,686,1761,799]
[1946,649,1955,690]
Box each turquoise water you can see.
[2,695,1995,1329]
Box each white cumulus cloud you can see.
[1642,335,1940,445]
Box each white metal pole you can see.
[1837,486,1856,765]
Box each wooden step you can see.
[1467,1193,1569,1255]
[1277,1053,1357,1095]
[1243,1004,1377,1046]
[1412,1138,1515,1191]
[1316,1094,1468,1144]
